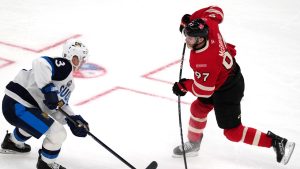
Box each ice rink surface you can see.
[0,0,299,168]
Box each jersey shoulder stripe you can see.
[41,56,72,81]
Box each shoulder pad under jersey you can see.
[41,56,72,81]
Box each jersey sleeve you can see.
[190,6,224,24]
[183,57,221,98]
[32,56,53,89]
[49,105,75,125]
[32,56,73,90]
[194,68,219,98]
[226,42,237,57]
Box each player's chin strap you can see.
[57,101,158,169]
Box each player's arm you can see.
[48,104,75,125]
[59,104,89,137]
[60,104,75,116]
[32,56,59,110]
[32,56,54,88]
[173,69,219,98]
[179,6,223,33]
[182,66,219,98]
[190,6,224,24]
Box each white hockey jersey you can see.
[5,56,75,124]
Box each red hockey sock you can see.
[224,124,272,148]
[188,115,206,142]
[187,99,213,142]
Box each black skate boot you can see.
[36,155,66,169]
[1,132,31,153]
[36,149,66,169]
[267,131,295,165]
[172,136,203,158]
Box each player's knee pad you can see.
[223,124,244,142]
[45,121,67,145]
[190,99,213,118]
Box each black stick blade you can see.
[146,161,158,169]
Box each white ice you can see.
[0,0,299,169]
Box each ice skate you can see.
[172,136,202,158]
[0,132,31,154]
[267,131,295,165]
[36,155,66,169]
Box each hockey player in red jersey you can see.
[172,6,295,165]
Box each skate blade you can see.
[172,151,199,158]
[0,149,19,154]
[281,142,295,165]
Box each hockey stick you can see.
[57,107,157,169]
[177,43,188,169]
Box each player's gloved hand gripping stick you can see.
[57,101,158,169]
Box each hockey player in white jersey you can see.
[1,39,90,169]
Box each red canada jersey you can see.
[183,6,237,98]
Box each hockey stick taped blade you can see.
[145,161,158,169]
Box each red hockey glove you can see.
[172,78,188,96]
[179,14,191,33]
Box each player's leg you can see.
[223,125,295,164]
[1,128,32,153]
[266,131,295,165]
[223,124,272,147]
[215,73,295,164]
[37,121,67,169]
[2,95,67,168]
[173,98,213,157]
[188,98,213,142]
[1,95,38,153]
[214,72,272,148]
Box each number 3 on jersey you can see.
[55,60,66,67]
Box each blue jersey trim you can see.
[41,56,55,78]
[41,83,57,94]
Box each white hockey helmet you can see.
[62,39,89,70]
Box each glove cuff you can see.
[181,79,194,92]
[41,83,58,94]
